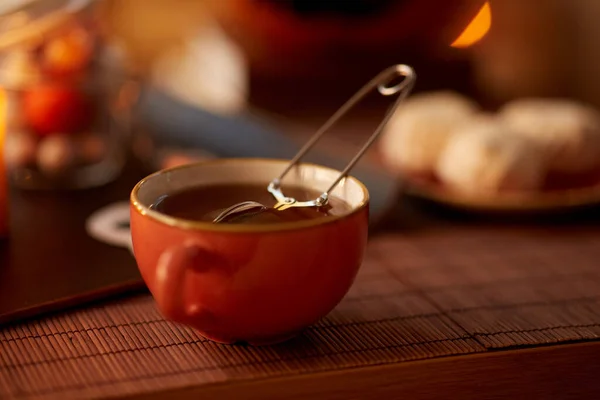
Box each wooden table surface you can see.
[138,342,600,400]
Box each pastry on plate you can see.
[436,115,546,195]
[379,91,479,174]
[499,99,600,174]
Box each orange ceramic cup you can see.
[130,158,369,345]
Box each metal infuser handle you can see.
[268,64,417,210]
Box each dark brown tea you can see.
[150,183,353,224]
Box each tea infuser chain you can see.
[267,64,416,210]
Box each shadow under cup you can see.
[130,158,370,345]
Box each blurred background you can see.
[92,0,600,170]
[98,0,600,110]
[3,0,600,193]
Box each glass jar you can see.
[0,0,127,190]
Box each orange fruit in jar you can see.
[23,83,94,136]
[41,26,94,77]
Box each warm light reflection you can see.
[451,2,492,48]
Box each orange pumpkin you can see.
[211,0,488,77]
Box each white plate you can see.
[402,171,600,214]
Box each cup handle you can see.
[154,241,212,324]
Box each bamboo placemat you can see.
[2,226,600,399]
